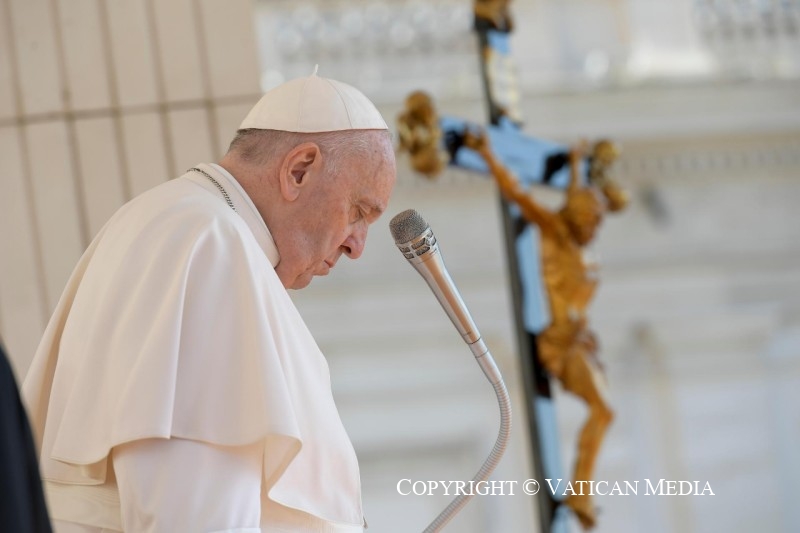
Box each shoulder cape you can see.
[22,174,363,527]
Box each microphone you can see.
[389,209,500,383]
[389,209,511,532]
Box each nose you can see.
[341,223,367,259]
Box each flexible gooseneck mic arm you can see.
[390,209,512,533]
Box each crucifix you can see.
[396,2,628,530]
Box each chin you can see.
[291,279,313,290]
[286,274,314,290]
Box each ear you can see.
[278,142,321,202]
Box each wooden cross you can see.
[396,2,628,530]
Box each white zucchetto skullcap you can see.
[240,66,388,133]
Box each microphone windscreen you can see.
[389,209,429,244]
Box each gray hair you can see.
[227,128,391,176]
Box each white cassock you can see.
[22,164,366,532]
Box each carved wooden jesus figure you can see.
[464,130,625,529]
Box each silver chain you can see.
[188,167,237,212]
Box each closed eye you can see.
[350,206,364,224]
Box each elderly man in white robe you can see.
[22,71,396,533]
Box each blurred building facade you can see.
[1,0,799,532]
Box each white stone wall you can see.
[0,0,262,376]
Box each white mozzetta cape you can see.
[22,164,364,531]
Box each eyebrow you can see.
[362,201,385,216]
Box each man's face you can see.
[564,189,603,246]
[278,138,396,289]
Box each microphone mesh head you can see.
[389,209,429,244]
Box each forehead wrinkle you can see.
[354,160,393,210]
[343,132,394,215]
